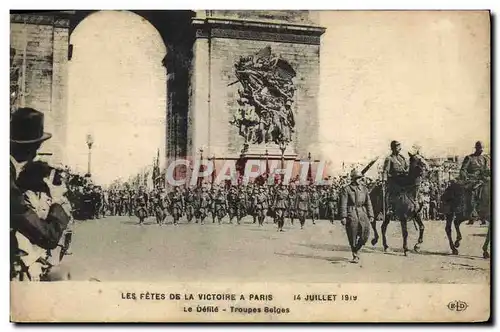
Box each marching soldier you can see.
[209,186,217,223]
[235,185,248,224]
[295,185,309,229]
[135,186,149,225]
[253,187,269,226]
[382,140,409,217]
[340,169,374,263]
[227,185,238,223]
[249,185,259,224]
[150,189,165,225]
[325,185,338,224]
[184,187,196,223]
[195,186,210,224]
[459,141,490,224]
[287,186,297,225]
[273,183,288,232]
[213,186,229,224]
[128,189,135,217]
[309,185,320,225]
[169,186,184,225]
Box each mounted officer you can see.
[459,141,490,223]
[382,140,409,217]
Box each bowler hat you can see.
[10,107,52,144]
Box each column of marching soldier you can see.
[67,176,447,229]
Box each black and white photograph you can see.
[9,9,491,322]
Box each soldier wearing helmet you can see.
[340,169,374,263]
[382,140,409,215]
[460,141,490,222]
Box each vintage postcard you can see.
[9,10,490,322]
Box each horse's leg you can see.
[482,222,491,259]
[371,219,379,246]
[454,217,463,248]
[401,218,409,256]
[381,215,390,252]
[445,214,458,255]
[413,214,425,253]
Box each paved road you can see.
[61,215,490,284]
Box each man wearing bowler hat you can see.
[10,107,71,281]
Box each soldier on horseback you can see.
[459,141,490,224]
[382,140,409,217]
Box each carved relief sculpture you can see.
[229,46,296,152]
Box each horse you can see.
[440,173,491,257]
[369,153,427,256]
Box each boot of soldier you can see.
[351,252,360,263]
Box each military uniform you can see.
[340,171,374,262]
[135,191,149,224]
[273,186,288,231]
[227,187,238,223]
[382,153,408,213]
[195,188,210,224]
[295,188,309,229]
[254,188,269,226]
[309,187,320,224]
[213,189,228,223]
[287,188,297,224]
[325,186,338,223]
[235,187,247,224]
[184,188,196,222]
[151,191,165,225]
[460,151,490,220]
[169,189,184,225]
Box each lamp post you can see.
[279,141,287,183]
[86,134,94,177]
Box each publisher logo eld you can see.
[447,300,468,312]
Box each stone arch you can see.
[66,10,195,184]
[68,10,196,163]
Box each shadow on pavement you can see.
[275,252,348,264]
[417,249,483,261]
